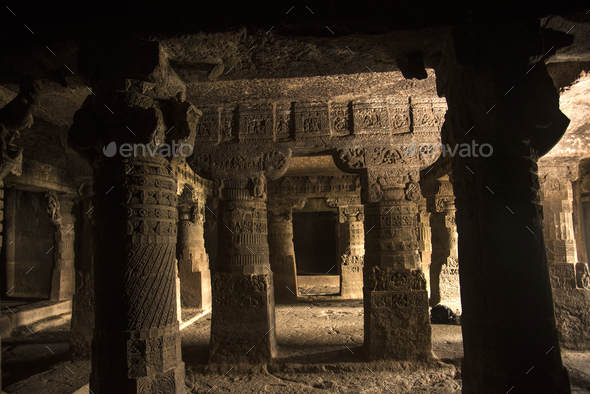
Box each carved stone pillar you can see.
[267,197,304,302]
[46,192,76,301]
[539,165,578,284]
[436,23,571,393]
[209,175,277,363]
[417,197,432,298]
[338,205,365,299]
[424,176,460,309]
[89,156,184,392]
[68,39,198,393]
[539,163,590,350]
[177,186,211,310]
[362,167,431,361]
[70,183,95,359]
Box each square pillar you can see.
[362,168,432,361]
[177,186,212,311]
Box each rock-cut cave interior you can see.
[1,1,590,393]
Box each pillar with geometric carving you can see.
[70,183,95,359]
[177,185,211,311]
[338,204,365,299]
[46,192,76,301]
[362,167,432,361]
[539,163,590,350]
[68,38,199,393]
[209,175,277,363]
[424,176,460,310]
[267,197,304,302]
[89,156,184,392]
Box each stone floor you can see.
[1,299,589,393]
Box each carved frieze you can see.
[191,149,291,180]
[219,105,237,142]
[353,98,410,135]
[269,175,360,196]
[410,97,447,137]
[367,267,426,292]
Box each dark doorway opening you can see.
[292,211,337,275]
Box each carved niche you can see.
[239,103,273,141]
[275,103,292,140]
[329,101,351,137]
[294,102,329,138]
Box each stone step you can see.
[28,312,71,333]
[0,300,72,337]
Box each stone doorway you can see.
[292,210,340,295]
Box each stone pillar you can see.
[362,168,431,361]
[89,156,184,392]
[177,186,211,310]
[4,187,16,295]
[539,163,590,350]
[539,165,578,283]
[210,175,277,363]
[338,205,365,299]
[417,197,432,298]
[70,183,95,359]
[46,192,76,301]
[68,38,199,393]
[267,197,304,302]
[436,22,571,393]
[424,176,460,310]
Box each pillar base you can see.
[210,273,277,363]
[340,255,363,299]
[364,270,432,361]
[271,256,298,302]
[50,267,75,301]
[90,327,185,394]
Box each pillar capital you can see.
[68,39,200,170]
[267,197,305,221]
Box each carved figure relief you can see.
[46,191,61,222]
[212,273,269,308]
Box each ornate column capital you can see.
[267,197,305,221]
[68,39,200,169]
